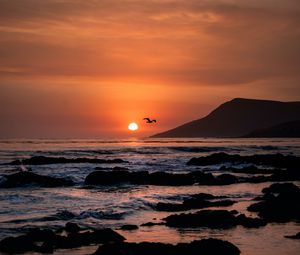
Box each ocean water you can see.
[0,138,300,255]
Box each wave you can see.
[3,209,129,224]
[169,145,292,153]
[169,146,236,153]
[78,209,127,220]
[35,149,114,156]
[45,208,130,221]
[7,156,126,165]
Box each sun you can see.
[128,122,138,131]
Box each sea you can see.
[0,138,300,255]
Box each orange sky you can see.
[0,0,300,138]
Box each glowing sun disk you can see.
[128,122,138,131]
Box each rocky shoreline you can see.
[1,152,300,254]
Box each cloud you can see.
[0,0,299,86]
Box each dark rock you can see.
[140,222,164,227]
[164,210,266,229]
[155,193,235,212]
[0,235,37,254]
[26,228,56,242]
[39,241,54,254]
[9,156,126,165]
[188,153,238,166]
[189,171,216,184]
[240,175,270,184]
[183,198,235,210]
[95,166,129,171]
[187,152,300,168]
[93,238,240,255]
[236,214,267,228]
[119,225,139,231]
[215,174,238,184]
[84,170,148,185]
[0,171,74,188]
[0,228,125,254]
[59,229,124,249]
[84,170,236,186]
[65,222,80,233]
[85,167,299,187]
[164,210,237,229]
[248,183,300,222]
[262,182,300,194]
[46,210,77,221]
[148,171,191,185]
[155,202,186,212]
[285,232,300,239]
[189,193,217,200]
[56,229,125,249]
[0,228,57,253]
[220,165,278,175]
[269,168,300,182]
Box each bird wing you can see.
[143,118,150,121]
[153,120,157,123]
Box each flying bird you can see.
[143,118,157,123]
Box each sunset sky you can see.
[0,0,300,138]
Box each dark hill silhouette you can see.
[244,120,300,138]
[152,98,300,138]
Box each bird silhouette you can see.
[143,118,157,123]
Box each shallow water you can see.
[0,138,300,254]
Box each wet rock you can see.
[164,210,237,229]
[268,168,300,182]
[236,214,267,228]
[140,222,164,227]
[0,171,74,188]
[262,182,300,194]
[237,167,300,183]
[183,198,235,210]
[9,156,126,165]
[39,241,54,253]
[0,235,37,254]
[84,170,237,186]
[93,238,240,255]
[285,232,300,239]
[46,210,77,221]
[187,152,300,168]
[95,166,129,171]
[148,171,202,185]
[189,193,219,200]
[55,228,125,249]
[119,224,139,230]
[0,228,56,254]
[65,222,81,233]
[219,165,278,175]
[239,175,270,184]
[189,171,216,185]
[26,228,56,242]
[84,170,148,185]
[215,174,238,184]
[155,202,186,211]
[164,210,266,229]
[155,193,236,212]
[0,228,125,254]
[248,183,300,222]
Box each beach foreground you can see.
[0,138,300,254]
